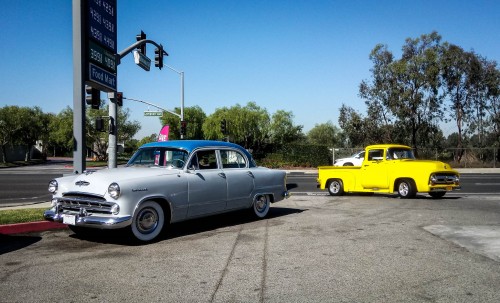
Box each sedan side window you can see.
[220,150,247,169]
[196,150,218,170]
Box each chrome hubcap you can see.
[399,183,409,196]
[255,196,268,213]
[137,208,158,234]
[330,182,340,193]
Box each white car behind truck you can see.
[334,151,365,166]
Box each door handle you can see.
[247,171,254,178]
[218,173,226,178]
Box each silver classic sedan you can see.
[44,140,289,242]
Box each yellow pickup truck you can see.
[317,144,460,198]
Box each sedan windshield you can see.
[127,147,189,168]
[387,148,415,160]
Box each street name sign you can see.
[134,50,151,71]
[144,111,163,116]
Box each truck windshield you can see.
[387,148,415,160]
[127,147,189,168]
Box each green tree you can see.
[359,43,395,143]
[482,61,500,146]
[0,106,22,163]
[468,56,499,147]
[49,106,74,156]
[0,106,52,161]
[86,103,140,161]
[269,110,304,145]
[360,32,444,151]
[137,134,157,146]
[307,121,341,146]
[441,44,478,152]
[338,105,368,147]
[159,105,206,140]
[203,102,270,151]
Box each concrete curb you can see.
[0,221,67,235]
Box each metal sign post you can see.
[73,0,117,174]
[72,0,86,174]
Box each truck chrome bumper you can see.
[43,209,132,229]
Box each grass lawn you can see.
[0,208,47,225]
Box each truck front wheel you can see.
[397,179,417,199]
[327,179,344,196]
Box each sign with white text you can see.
[85,0,117,92]
[144,111,163,116]
[158,125,170,142]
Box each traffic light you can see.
[154,44,164,69]
[220,119,227,135]
[180,120,187,137]
[136,30,146,55]
[116,92,123,106]
[108,117,115,134]
[85,85,100,109]
[95,117,105,132]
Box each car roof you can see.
[139,140,252,157]
[366,144,411,150]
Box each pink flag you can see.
[158,125,169,142]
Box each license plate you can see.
[63,214,76,225]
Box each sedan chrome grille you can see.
[56,193,113,214]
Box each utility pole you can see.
[165,65,185,139]
[107,92,118,168]
[72,0,85,174]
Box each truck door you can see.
[360,148,389,189]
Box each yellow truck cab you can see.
[317,144,460,198]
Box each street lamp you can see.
[165,65,185,139]
[329,148,339,165]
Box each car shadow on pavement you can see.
[387,194,462,200]
[0,234,42,255]
[165,207,307,241]
[68,207,307,246]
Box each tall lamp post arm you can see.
[117,39,169,64]
[123,97,181,119]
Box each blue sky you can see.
[1,0,499,139]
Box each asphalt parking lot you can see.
[2,194,500,302]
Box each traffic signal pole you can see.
[72,0,86,174]
[107,93,118,168]
[165,65,185,139]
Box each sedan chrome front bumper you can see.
[43,208,132,229]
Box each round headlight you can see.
[108,183,121,199]
[429,174,437,184]
[48,180,58,193]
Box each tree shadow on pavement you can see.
[0,234,42,255]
